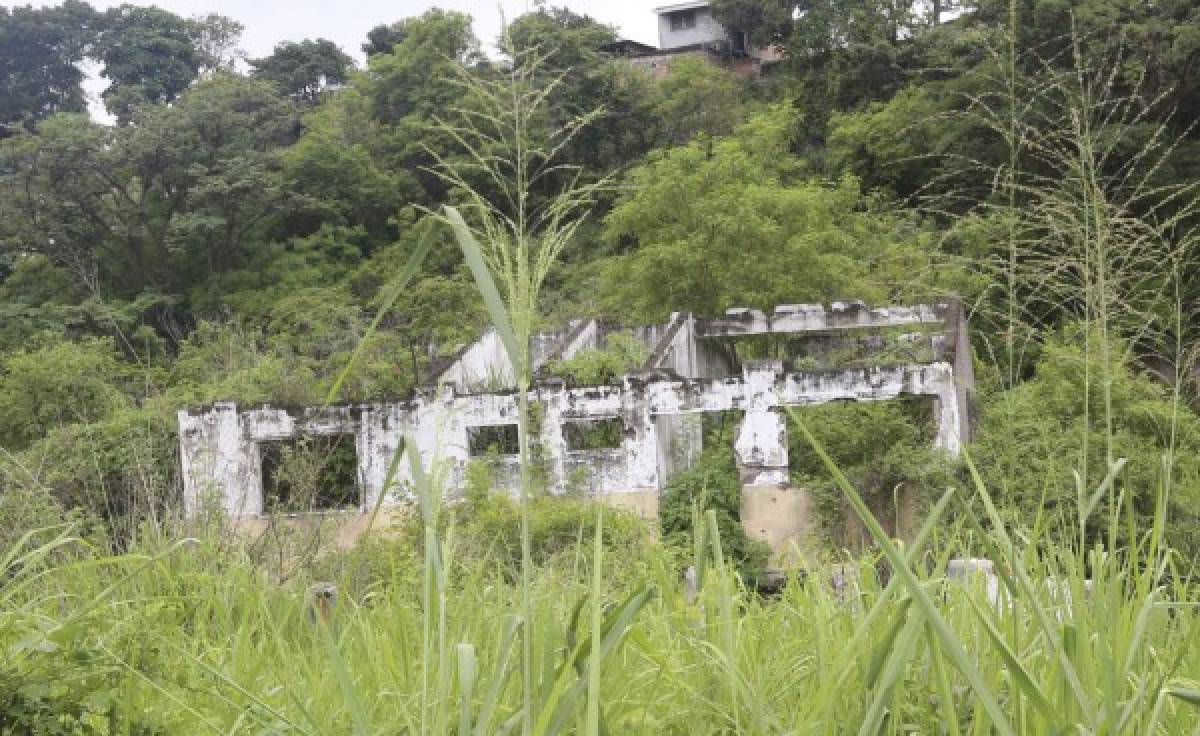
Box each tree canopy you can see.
[250,38,355,104]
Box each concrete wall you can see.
[179,301,973,558]
[625,48,773,81]
[627,50,709,80]
[180,361,964,516]
[436,330,515,392]
[657,5,728,50]
[741,485,816,565]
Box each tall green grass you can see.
[3,459,1199,734]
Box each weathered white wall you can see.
[436,330,515,392]
[179,302,970,519]
[180,361,962,518]
[657,5,728,50]
[696,302,944,338]
[178,403,364,517]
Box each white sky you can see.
[8,0,664,120]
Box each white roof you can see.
[653,1,710,14]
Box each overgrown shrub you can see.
[309,534,424,602]
[14,406,178,545]
[416,462,652,580]
[0,666,163,736]
[0,335,130,451]
[787,398,954,547]
[659,439,770,585]
[453,492,649,577]
[0,531,164,735]
[971,329,1200,557]
[0,483,105,555]
[545,331,649,385]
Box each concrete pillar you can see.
[538,388,569,494]
[622,375,661,490]
[178,401,260,517]
[943,297,974,443]
[358,404,406,510]
[933,381,963,456]
[734,409,789,485]
[735,361,788,485]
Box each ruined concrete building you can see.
[179,300,973,552]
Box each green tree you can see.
[0,75,297,302]
[94,4,206,122]
[971,329,1200,557]
[0,1,100,125]
[366,9,479,122]
[363,9,480,204]
[651,55,744,145]
[250,39,355,105]
[505,7,662,174]
[504,6,616,71]
[0,336,128,451]
[362,20,407,57]
[599,108,941,321]
[282,88,408,239]
[710,0,795,47]
[0,255,87,351]
[190,13,245,72]
[0,114,117,292]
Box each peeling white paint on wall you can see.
[178,302,971,519]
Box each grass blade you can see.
[459,641,478,736]
[443,205,522,377]
[963,589,1058,725]
[324,223,435,404]
[786,407,1017,736]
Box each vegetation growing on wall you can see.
[544,331,650,385]
[788,397,951,547]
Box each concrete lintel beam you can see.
[694,303,945,338]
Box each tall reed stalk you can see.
[427,37,612,735]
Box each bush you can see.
[15,406,178,546]
[0,532,164,735]
[544,330,650,386]
[0,483,105,555]
[971,329,1200,557]
[309,534,424,602]
[0,335,130,451]
[659,439,770,585]
[0,667,163,736]
[787,398,954,546]
[436,470,652,581]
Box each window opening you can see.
[563,418,624,451]
[260,434,359,512]
[669,10,696,31]
[467,424,520,456]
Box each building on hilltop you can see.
[603,1,783,79]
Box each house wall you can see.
[180,363,962,509]
[657,6,728,49]
[178,302,972,558]
[436,330,515,392]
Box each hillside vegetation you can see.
[1,0,1200,732]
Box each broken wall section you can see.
[178,301,973,558]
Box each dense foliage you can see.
[0,0,1196,550]
[2,0,1200,731]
